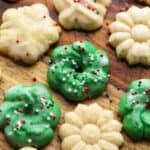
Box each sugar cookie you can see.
[53,0,112,31]
[109,6,150,65]
[0,3,61,64]
[59,103,124,150]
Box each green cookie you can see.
[47,41,110,101]
[0,83,61,148]
[119,79,150,140]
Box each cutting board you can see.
[0,0,150,150]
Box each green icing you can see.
[47,41,110,101]
[0,83,61,148]
[119,79,150,140]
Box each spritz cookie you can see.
[53,0,112,31]
[59,103,124,150]
[109,6,150,65]
[0,3,61,64]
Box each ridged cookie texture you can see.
[109,6,150,65]
[59,103,124,150]
[0,3,61,64]
[53,0,112,31]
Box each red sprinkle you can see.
[43,16,46,19]
[26,52,30,56]
[82,87,89,94]
[32,77,37,82]
[64,47,68,50]
[131,92,136,95]
[145,89,150,94]
[17,109,24,113]
[74,18,78,22]
[16,40,20,44]
[18,97,23,101]
[74,0,80,3]
[50,113,56,120]
[21,120,26,124]
[40,104,44,109]
[91,71,97,75]
[6,121,10,126]
[145,101,150,110]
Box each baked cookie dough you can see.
[0,3,61,64]
[119,79,150,140]
[138,0,150,5]
[59,103,124,150]
[0,83,61,148]
[109,6,150,65]
[53,0,112,31]
[47,41,110,101]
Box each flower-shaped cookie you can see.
[0,83,61,148]
[119,79,150,140]
[109,6,150,65]
[59,103,124,150]
[0,3,61,64]
[53,0,112,31]
[138,0,150,5]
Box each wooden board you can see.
[0,0,150,149]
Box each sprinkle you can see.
[74,17,78,22]
[24,104,28,107]
[50,113,56,120]
[45,125,49,128]
[145,101,150,110]
[41,96,46,102]
[47,117,51,121]
[68,88,72,92]
[40,104,44,109]
[43,15,46,19]
[82,87,89,94]
[72,82,76,85]
[62,77,66,82]
[16,40,20,44]
[28,138,32,143]
[100,54,103,57]
[94,79,98,83]
[32,77,37,82]
[74,89,78,93]
[26,52,30,56]
[91,71,97,75]
[18,97,23,101]
[131,91,136,95]
[35,109,39,113]
[64,47,68,50]
[13,128,17,131]
[145,88,150,94]
[6,121,10,126]
[6,114,10,119]
[17,109,24,113]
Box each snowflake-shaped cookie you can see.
[53,0,112,31]
[109,6,150,65]
[138,0,150,5]
[0,3,61,64]
[59,103,124,150]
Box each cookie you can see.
[109,6,150,65]
[59,103,124,150]
[119,79,150,140]
[47,41,110,101]
[53,0,112,31]
[0,3,61,64]
[0,83,61,148]
[19,147,37,150]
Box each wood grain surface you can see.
[0,0,150,150]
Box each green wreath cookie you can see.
[119,79,150,140]
[47,41,110,101]
[0,83,61,148]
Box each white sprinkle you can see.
[14,110,18,114]
[74,89,77,93]
[47,117,51,121]
[45,125,49,128]
[68,88,72,92]
[63,70,67,74]
[35,109,39,113]
[28,138,32,143]
[24,104,28,107]
[62,77,66,81]
[101,58,108,66]
[6,114,10,118]
[13,128,17,131]
[94,79,98,83]
[7,132,12,136]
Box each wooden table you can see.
[0,0,150,149]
